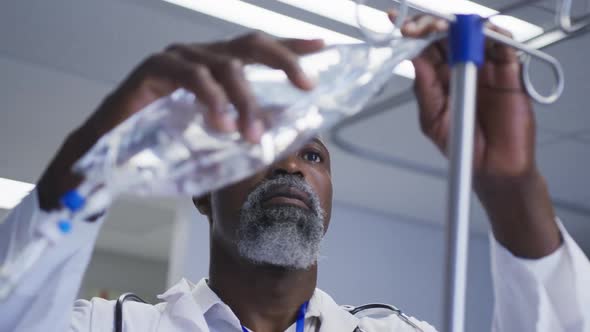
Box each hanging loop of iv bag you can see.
[353,0,565,105]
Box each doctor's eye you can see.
[302,150,323,163]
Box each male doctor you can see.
[1,14,589,332]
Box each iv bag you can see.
[73,38,431,200]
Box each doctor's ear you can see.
[192,194,212,218]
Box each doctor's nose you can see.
[267,154,304,179]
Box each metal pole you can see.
[443,15,484,332]
[443,62,478,332]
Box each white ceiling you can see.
[1,0,589,261]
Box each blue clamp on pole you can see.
[60,190,86,212]
[449,14,484,67]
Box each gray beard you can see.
[236,176,325,270]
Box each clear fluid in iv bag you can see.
[73,38,431,201]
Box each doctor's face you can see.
[195,137,332,269]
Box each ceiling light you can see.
[163,0,415,79]
[272,0,543,77]
[405,0,543,41]
[277,0,543,42]
[276,0,393,34]
[405,0,497,17]
[487,15,544,42]
[163,0,358,44]
[0,178,34,210]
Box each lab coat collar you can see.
[157,278,360,332]
[157,278,210,330]
[156,278,252,331]
[157,278,193,303]
[193,278,244,330]
[308,288,360,332]
[157,278,220,314]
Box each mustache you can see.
[243,175,323,217]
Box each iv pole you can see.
[347,3,570,332]
[443,15,484,332]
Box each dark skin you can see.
[34,13,560,332]
[194,137,332,332]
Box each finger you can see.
[187,64,236,133]
[280,38,325,55]
[401,14,451,88]
[416,39,448,67]
[167,45,264,139]
[402,16,450,68]
[400,15,448,65]
[387,9,417,25]
[208,56,263,143]
[401,15,449,38]
[161,47,238,133]
[387,9,397,22]
[484,23,518,64]
[169,45,263,142]
[386,9,405,27]
[411,36,451,145]
[414,15,449,34]
[413,56,449,132]
[400,14,424,36]
[478,59,523,91]
[228,32,316,90]
[479,24,522,90]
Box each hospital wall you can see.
[81,250,168,303]
[169,200,494,331]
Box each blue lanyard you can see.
[241,301,308,332]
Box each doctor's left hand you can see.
[393,13,562,258]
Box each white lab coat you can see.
[0,190,589,331]
[71,278,437,332]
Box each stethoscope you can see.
[344,303,424,331]
[115,293,423,332]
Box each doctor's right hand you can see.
[36,32,324,211]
